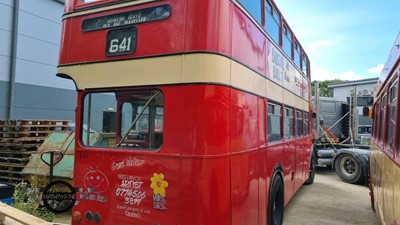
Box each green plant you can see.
[13,181,55,222]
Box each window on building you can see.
[357,97,374,106]
[296,110,302,137]
[387,81,397,153]
[265,0,280,44]
[237,0,262,25]
[294,42,301,68]
[284,107,294,139]
[283,24,292,57]
[267,103,282,143]
[304,112,309,135]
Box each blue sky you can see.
[275,0,399,81]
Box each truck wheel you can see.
[268,175,284,225]
[304,157,316,185]
[334,154,362,184]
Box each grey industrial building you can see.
[327,77,378,127]
[327,78,379,103]
[0,0,75,121]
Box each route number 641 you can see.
[106,27,137,56]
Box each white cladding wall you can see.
[332,83,376,102]
[0,0,73,88]
[15,0,74,89]
[0,0,13,81]
[0,0,76,120]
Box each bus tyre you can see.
[334,154,362,184]
[268,175,284,225]
[304,157,316,185]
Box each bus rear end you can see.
[59,0,232,224]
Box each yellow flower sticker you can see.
[150,173,169,197]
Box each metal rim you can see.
[339,156,358,178]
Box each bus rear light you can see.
[72,211,82,222]
[85,210,93,222]
[93,212,101,223]
[369,108,373,118]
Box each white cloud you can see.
[367,64,384,74]
[311,63,363,81]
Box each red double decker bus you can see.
[58,0,314,224]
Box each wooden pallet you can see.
[0,120,70,183]
[0,119,69,138]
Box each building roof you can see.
[327,77,379,88]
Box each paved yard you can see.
[284,168,379,225]
[3,168,379,225]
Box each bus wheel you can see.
[335,154,362,184]
[304,156,316,185]
[268,175,284,225]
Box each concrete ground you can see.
[3,168,379,225]
[283,168,379,225]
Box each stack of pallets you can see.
[0,120,69,183]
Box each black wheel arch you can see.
[269,164,285,200]
[272,164,284,186]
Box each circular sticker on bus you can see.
[42,180,76,213]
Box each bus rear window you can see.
[81,89,164,150]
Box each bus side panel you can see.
[303,135,312,182]
[231,152,259,225]
[167,85,230,156]
[230,90,259,153]
[370,143,383,222]
[259,146,270,225]
[179,157,231,225]
[283,140,296,204]
[258,98,267,225]
[382,151,395,224]
[231,5,267,77]
[229,87,260,225]
[184,0,231,55]
[293,138,304,192]
[294,134,311,191]
[392,157,400,223]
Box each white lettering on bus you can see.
[121,180,144,189]
[112,161,125,171]
[111,157,145,171]
[271,48,283,82]
[125,157,145,167]
[125,210,141,218]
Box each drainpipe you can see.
[7,0,19,120]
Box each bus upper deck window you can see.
[265,0,280,45]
